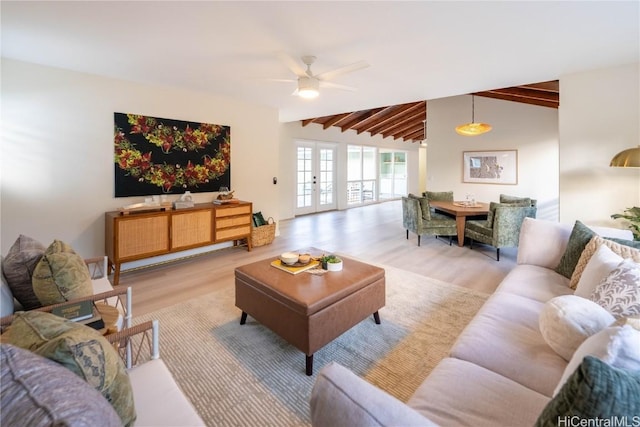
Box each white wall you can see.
[278,121,420,220]
[559,63,640,227]
[426,95,560,221]
[1,59,281,263]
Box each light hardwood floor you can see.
[118,200,516,316]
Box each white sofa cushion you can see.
[408,358,550,427]
[496,264,571,302]
[310,362,434,427]
[553,324,640,396]
[517,218,572,269]
[449,292,567,396]
[127,358,205,427]
[539,295,615,361]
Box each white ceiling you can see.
[2,1,638,122]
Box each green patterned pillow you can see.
[535,356,640,426]
[555,221,597,279]
[499,194,533,206]
[31,240,93,306]
[5,311,136,427]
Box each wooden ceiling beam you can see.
[337,108,385,132]
[381,110,427,138]
[360,101,425,134]
[474,91,559,108]
[369,103,426,135]
[301,118,319,127]
[321,112,353,129]
[394,122,424,140]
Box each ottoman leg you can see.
[240,312,248,325]
[306,354,314,376]
[373,311,381,324]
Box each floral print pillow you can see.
[590,259,640,318]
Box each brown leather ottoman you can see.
[235,249,385,375]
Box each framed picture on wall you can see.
[463,150,517,185]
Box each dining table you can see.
[429,200,490,247]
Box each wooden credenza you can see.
[105,201,252,285]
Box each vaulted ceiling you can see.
[301,81,559,143]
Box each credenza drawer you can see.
[216,205,251,217]
[216,225,251,241]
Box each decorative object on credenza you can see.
[610,145,640,168]
[119,196,172,215]
[319,254,343,271]
[114,112,231,197]
[173,191,195,209]
[463,150,517,185]
[455,95,492,136]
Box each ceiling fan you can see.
[271,52,369,99]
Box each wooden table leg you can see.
[455,216,466,247]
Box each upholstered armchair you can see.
[465,199,537,260]
[402,195,457,246]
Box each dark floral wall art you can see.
[114,113,230,197]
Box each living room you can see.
[1,2,640,426]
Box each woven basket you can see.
[251,217,276,247]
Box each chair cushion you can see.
[423,191,453,202]
[4,311,136,426]
[1,235,45,310]
[0,344,122,427]
[31,240,94,306]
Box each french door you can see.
[295,141,337,216]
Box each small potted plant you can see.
[319,254,343,271]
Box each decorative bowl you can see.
[298,254,311,265]
[280,252,299,265]
[326,259,343,272]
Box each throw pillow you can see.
[31,240,93,306]
[408,193,431,220]
[537,356,640,426]
[539,295,615,361]
[589,259,640,318]
[573,244,623,298]
[555,221,596,279]
[1,235,45,310]
[553,324,640,396]
[1,344,122,426]
[4,311,136,426]
[571,235,640,289]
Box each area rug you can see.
[135,265,489,426]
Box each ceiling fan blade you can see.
[316,60,369,81]
[263,78,297,83]
[276,51,307,77]
[319,81,358,92]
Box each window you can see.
[379,150,407,199]
[347,145,377,205]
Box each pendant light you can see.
[610,145,640,168]
[456,95,492,136]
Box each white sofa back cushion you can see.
[517,218,634,269]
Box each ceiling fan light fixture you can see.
[610,145,640,167]
[297,76,319,99]
[456,95,492,136]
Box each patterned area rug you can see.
[136,265,489,426]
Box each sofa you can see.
[310,218,640,426]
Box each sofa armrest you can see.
[310,362,436,427]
